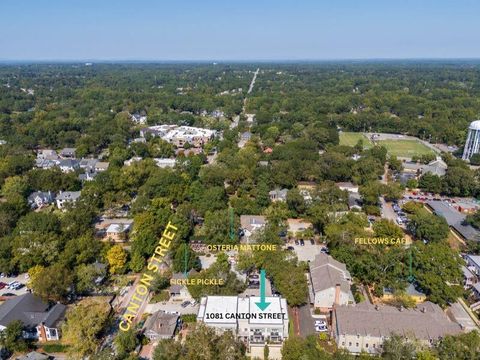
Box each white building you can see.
[197,296,288,357]
[56,191,81,209]
[140,125,215,148]
[462,120,480,160]
[309,254,354,312]
[466,254,480,276]
[153,158,176,168]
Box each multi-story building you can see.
[197,296,288,358]
[309,254,354,312]
[462,120,480,160]
[334,302,462,355]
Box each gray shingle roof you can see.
[143,311,179,338]
[0,293,65,329]
[335,301,461,340]
[309,254,351,294]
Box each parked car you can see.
[320,247,329,254]
[287,246,294,251]
[315,325,328,332]
[181,301,191,308]
[299,239,305,246]
[310,239,315,245]
[295,240,299,245]
[0,282,6,290]
[315,320,326,326]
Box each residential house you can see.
[334,302,462,354]
[168,273,192,300]
[348,193,362,210]
[0,293,66,342]
[462,266,477,289]
[309,254,354,312]
[241,132,252,141]
[56,191,81,209]
[94,162,109,172]
[95,218,134,242]
[465,254,480,276]
[58,159,80,173]
[131,113,147,125]
[59,148,76,159]
[269,188,288,203]
[105,223,132,242]
[27,191,55,209]
[473,283,480,300]
[287,218,313,237]
[143,311,179,341]
[79,158,98,171]
[197,295,288,358]
[240,215,267,243]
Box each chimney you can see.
[334,284,341,306]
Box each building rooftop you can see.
[426,201,480,242]
[198,295,288,326]
[240,215,267,233]
[143,311,179,337]
[335,301,462,340]
[309,254,351,294]
[56,191,81,201]
[0,293,66,329]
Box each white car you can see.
[315,320,326,326]
[315,325,328,332]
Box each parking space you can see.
[286,242,323,262]
[0,273,29,296]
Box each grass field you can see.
[339,132,372,148]
[377,139,435,158]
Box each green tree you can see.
[107,245,128,274]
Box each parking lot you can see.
[286,242,324,262]
[0,273,29,297]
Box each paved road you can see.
[380,197,397,223]
[247,68,259,94]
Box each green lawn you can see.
[339,132,372,148]
[377,139,435,158]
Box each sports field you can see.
[377,139,435,158]
[339,132,372,148]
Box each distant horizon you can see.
[2,57,480,65]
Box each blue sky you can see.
[1,0,479,61]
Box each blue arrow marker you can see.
[255,269,271,311]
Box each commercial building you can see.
[462,120,480,160]
[426,201,480,242]
[240,215,266,243]
[140,125,215,148]
[197,295,289,356]
[334,302,462,355]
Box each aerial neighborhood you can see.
[1,62,480,360]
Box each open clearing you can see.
[377,139,435,158]
[339,132,372,148]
